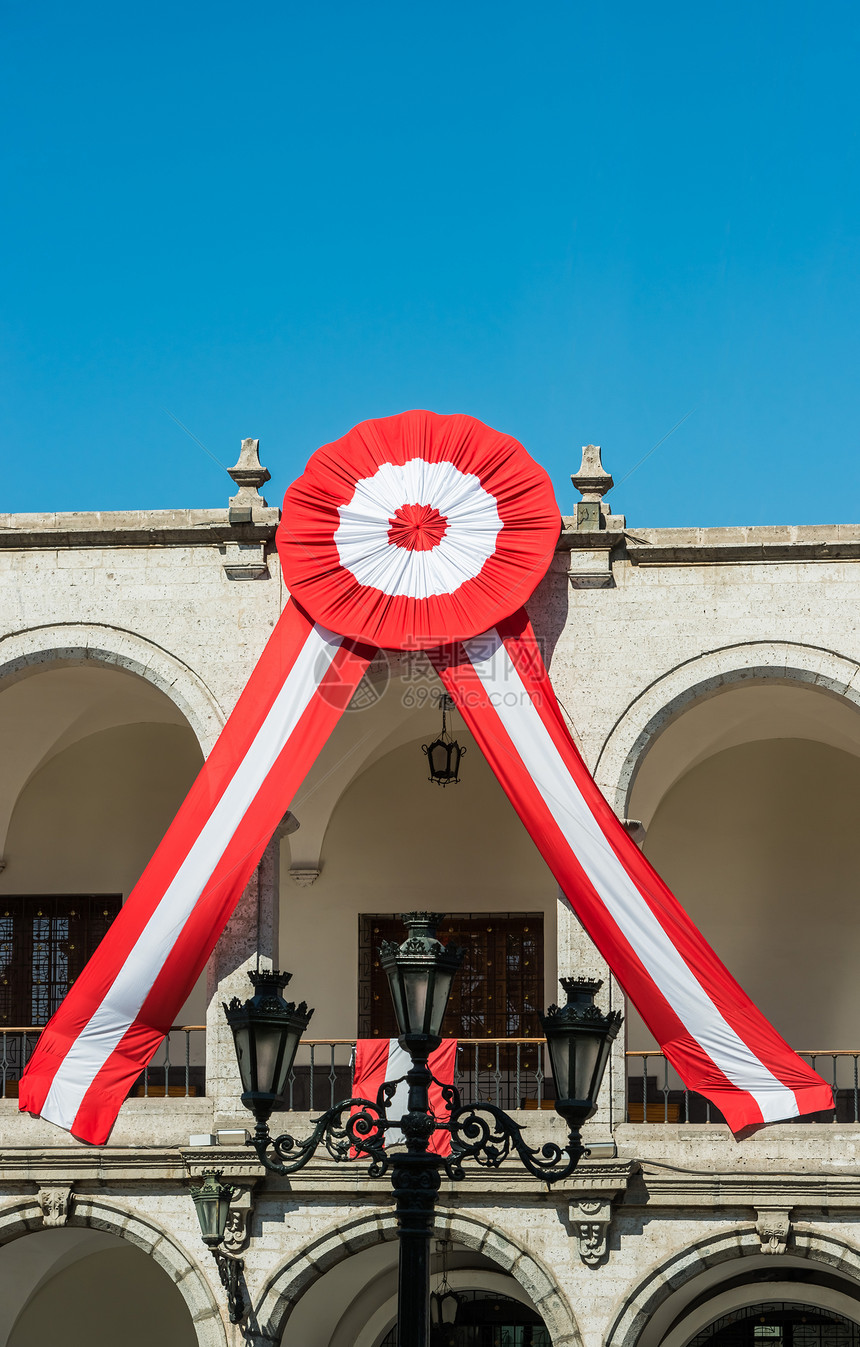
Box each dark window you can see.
[359,913,544,1040]
[380,1290,551,1346]
[688,1302,860,1347]
[0,895,121,1028]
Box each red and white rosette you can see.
[278,410,561,649]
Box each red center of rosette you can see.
[387,502,448,552]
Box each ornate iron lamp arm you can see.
[249,1096,392,1177]
[213,1251,246,1325]
[446,1102,587,1183]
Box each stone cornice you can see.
[634,1164,860,1209]
[0,508,280,551]
[556,521,860,564]
[4,1147,860,1213]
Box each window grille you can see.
[358,913,544,1041]
[0,895,121,1027]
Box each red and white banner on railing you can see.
[19,410,833,1142]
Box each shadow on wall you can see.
[632,736,860,1051]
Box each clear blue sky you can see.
[3,2,858,527]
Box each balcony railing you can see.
[4,1031,854,1122]
[626,1050,856,1124]
[0,1026,206,1101]
[282,1039,555,1114]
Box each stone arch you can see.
[593,639,860,822]
[0,622,226,756]
[255,1207,582,1347]
[605,1223,860,1347]
[0,1193,227,1347]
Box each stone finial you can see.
[570,444,625,533]
[572,445,613,504]
[228,438,271,525]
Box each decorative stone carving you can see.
[568,548,613,589]
[228,437,271,524]
[221,540,269,580]
[569,1197,612,1266]
[38,1185,72,1227]
[290,866,321,887]
[222,1190,253,1257]
[572,444,613,508]
[756,1207,792,1254]
[571,444,626,532]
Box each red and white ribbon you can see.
[20,410,833,1142]
[351,1039,456,1156]
[20,603,375,1142]
[430,613,833,1132]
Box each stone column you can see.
[556,891,626,1135]
[206,836,281,1130]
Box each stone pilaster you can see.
[206,837,281,1129]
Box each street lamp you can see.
[214,915,622,1345]
[222,969,313,1147]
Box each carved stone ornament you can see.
[756,1207,792,1255]
[222,1190,253,1257]
[38,1185,72,1228]
[569,1197,612,1266]
[289,866,320,887]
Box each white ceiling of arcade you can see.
[0,664,191,859]
[628,681,860,830]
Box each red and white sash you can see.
[19,411,833,1142]
[352,1039,457,1156]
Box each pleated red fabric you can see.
[278,409,561,649]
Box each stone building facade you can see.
[2,440,860,1346]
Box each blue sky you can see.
[2,2,858,526]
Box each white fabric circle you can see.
[334,458,503,599]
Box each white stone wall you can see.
[2,507,860,1344]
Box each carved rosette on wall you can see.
[38,1185,72,1228]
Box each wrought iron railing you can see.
[626,1050,857,1124]
[0,1025,206,1100]
[283,1039,554,1113]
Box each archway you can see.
[0,636,214,1093]
[605,1228,860,1347]
[0,1196,226,1347]
[257,1210,581,1347]
[592,645,860,1057]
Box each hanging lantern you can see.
[423,694,466,785]
[429,1239,464,1345]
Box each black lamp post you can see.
[215,916,622,1345]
